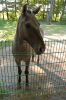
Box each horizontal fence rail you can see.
[0,40,66,96]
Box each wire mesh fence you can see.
[0,39,66,97]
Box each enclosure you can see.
[0,38,66,100]
[0,0,66,99]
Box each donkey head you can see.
[20,4,45,55]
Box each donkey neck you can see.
[15,33,23,47]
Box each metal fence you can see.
[0,40,66,98]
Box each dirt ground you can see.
[0,92,66,100]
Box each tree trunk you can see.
[60,0,66,21]
[5,0,9,20]
[47,0,55,24]
[15,0,16,17]
[2,0,4,20]
[27,0,29,4]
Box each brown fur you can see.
[12,4,45,87]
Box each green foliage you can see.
[36,11,43,21]
[0,20,16,41]
[36,11,46,21]
[29,0,35,5]
[0,0,66,22]
[8,11,17,21]
[17,0,66,22]
[18,0,23,7]
[52,0,65,21]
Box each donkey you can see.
[12,4,45,87]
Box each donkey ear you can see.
[33,6,41,14]
[22,4,27,15]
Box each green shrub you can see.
[8,11,17,21]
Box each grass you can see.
[0,19,66,41]
[0,19,17,41]
[40,22,66,35]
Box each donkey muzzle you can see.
[37,44,45,55]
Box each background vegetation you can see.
[0,0,66,23]
[0,0,66,41]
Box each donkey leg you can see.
[25,62,29,87]
[17,62,22,85]
[37,55,39,65]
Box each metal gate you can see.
[0,40,66,99]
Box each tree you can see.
[47,0,55,24]
[5,0,9,20]
[15,0,17,16]
[60,0,66,21]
